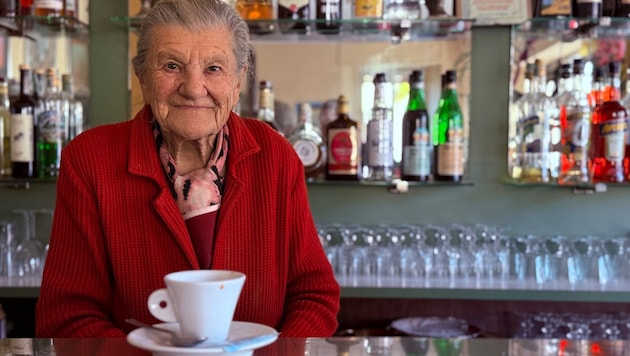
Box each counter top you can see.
[1,336,626,355]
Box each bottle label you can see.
[402,126,430,176]
[34,0,63,10]
[38,110,64,143]
[293,139,321,167]
[598,118,627,162]
[10,114,34,162]
[437,125,464,176]
[564,112,590,152]
[354,0,382,18]
[366,118,393,167]
[327,127,358,174]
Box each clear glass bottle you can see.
[10,64,37,179]
[257,80,282,134]
[401,69,431,182]
[315,0,341,34]
[61,73,83,140]
[37,68,64,178]
[0,79,11,177]
[326,95,360,181]
[558,58,591,185]
[288,102,326,181]
[434,69,464,182]
[517,59,560,183]
[590,61,628,183]
[365,72,394,181]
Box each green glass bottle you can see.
[434,70,464,182]
[401,69,431,182]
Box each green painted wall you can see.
[1,4,629,243]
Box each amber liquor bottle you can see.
[590,61,627,183]
[326,95,360,181]
[10,65,37,178]
[236,0,275,34]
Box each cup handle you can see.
[147,288,177,322]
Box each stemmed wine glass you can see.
[12,209,45,278]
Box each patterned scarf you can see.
[153,121,229,219]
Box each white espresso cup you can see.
[148,270,246,342]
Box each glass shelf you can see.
[111,16,474,43]
[504,178,613,194]
[308,179,474,187]
[0,15,88,38]
[515,16,630,41]
[0,178,58,189]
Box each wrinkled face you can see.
[137,25,245,141]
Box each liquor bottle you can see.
[288,102,326,181]
[617,0,630,16]
[365,73,394,181]
[0,79,11,177]
[10,65,37,179]
[590,61,627,183]
[61,73,83,140]
[516,59,560,183]
[326,95,360,181]
[554,63,573,175]
[235,0,275,34]
[62,0,76,18]
[352,0,383,33]
[401,70,431,182]
[37,68,64,178]
[558,59,591,184]
[573,0,602,18]
[257,80,282,134]
[0,0,17,17]
[509,63,536,180]
[33,0,63,17]
[277,0,310,33]
[603,0,616,15]
[589,66,606,108]
[533,0,572,17]
[434,70,464,182]
[20,0,32,15]
[315,0,341,34]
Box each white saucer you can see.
[127,321,278,356]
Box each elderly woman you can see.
[36,0,340,338]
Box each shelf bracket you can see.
[571,183,607,195]
[0,181,30,190]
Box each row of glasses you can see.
[317,223,630,290]
[513,311,630,340]
[0,208,53,279]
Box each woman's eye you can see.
[208,65,221,72]
[165,63,179,71]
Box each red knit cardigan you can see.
[35,106,340,338]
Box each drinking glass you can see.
[12,209,44,278]
[0,221,18,278]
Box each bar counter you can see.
[3,336,629,356]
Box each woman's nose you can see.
[178,69,207,98]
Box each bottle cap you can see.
[409,70,423,83]
[572,59,584,74]
[444,70,457,84]
[608,61,620,75]
[259,80,272,89]
[594,66,605,81]
[560,63,571,78]
[337,95,349,114]
[373,73,387,84]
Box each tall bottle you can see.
[434,70,464,182]
[617,0,630,16]
[235,0,275,34]
[33,0,63,17]
[589,66,606,108]
[558,59,591,184]
[37,68,64,178]
[590,61,627,183]
[517,59,559,183]
[352,0,383,33]
[278,0,310,33]
[509,63,535,180]
[61,74,83,140]
[288,102,326,181]
[256,80,282,134]
[365,73,394,181]
[401,70,431,182]
[315,0,341,34]
[573,0,603,18]
[0,79,11,177]
[326,95,360,181]
[62,0,76,18]
[10,65,37,179]
[0,0,17,17]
